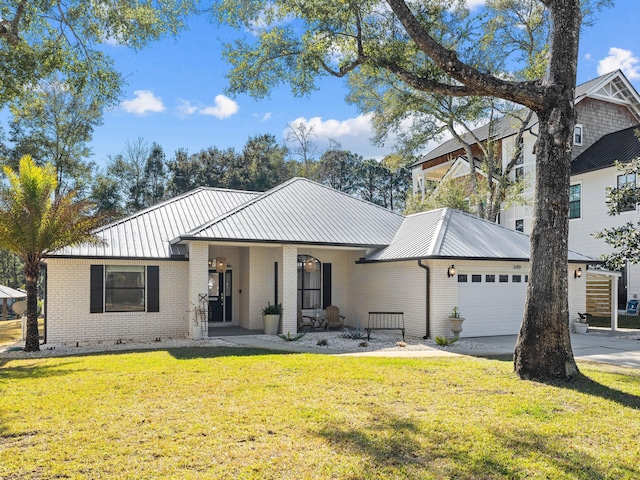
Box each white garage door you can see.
[457,272,527,337]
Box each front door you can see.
[208,270,232,322]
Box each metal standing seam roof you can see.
[412,70,639,169]
[0,285,26,299]
[571,125,640,175]
[178,177,405,247]
[53,187,260,258]
[364,208,596,263]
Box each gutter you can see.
[418,260,430,340]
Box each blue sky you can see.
[32,1,640,168]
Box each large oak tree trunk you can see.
[513,0,581,380]
[514,106,578,380]
[24,260,40,352]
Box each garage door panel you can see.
[458,278,526,337]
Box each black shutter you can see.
[147,266,160,312]
[322,263,332,308]
[90,265,104,313]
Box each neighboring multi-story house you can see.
[412,70,640,313]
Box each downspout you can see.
[418,260,430,339]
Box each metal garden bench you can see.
[366,312,405,341]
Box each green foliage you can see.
[165,135,295,196]
[434,335,459,346]
[405,178,471,215]
[0,155,106,350]
[450,306,461,318]
[341,327,368,340]
[0,0,197,108]
[278,331,307,341]
[316,338,329,346]
[594,137,640,270]
[262,302,283,315]
[3,81,102,197]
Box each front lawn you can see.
[1,348,639,479]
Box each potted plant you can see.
[574,312,590,334]
[448,306,465,339]
[262,302,282,335]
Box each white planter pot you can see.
[192,325,203,340]
[449,317,465,338]
[263,314,280,335]
[574,323,588,334]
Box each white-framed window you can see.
[515,219,524,232]
[569,183,581,219]
[105,266,146,312]
[297,255,321,309]
[573,124,583,146]
[617,173,637,212]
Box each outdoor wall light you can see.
[216,257,228,273]
[447,265,456,277]
[574,267,582,279]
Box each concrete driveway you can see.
[461,330,640,369]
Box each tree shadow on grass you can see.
[315,407,637,479]
[0,359,84,380]
[470,355,640,410]
[166,346,298,360]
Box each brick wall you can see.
[46,258,189,344]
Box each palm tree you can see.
[0,156,105,351]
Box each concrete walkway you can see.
[224,330,640,368]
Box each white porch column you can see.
[281,245,297,334]
[188,241,208,339]
[611,276,619,332]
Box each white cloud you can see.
[199,94,239,119]
[176,99,198,117]
[584,53,592,61]
[597,47,640,80]
[253,112,272,122]
[121,90,165,115]
[465,0,487,9]
[283,115,391,160]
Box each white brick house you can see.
[45,178,592,344]
[412,70,640,316]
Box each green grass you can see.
[0,318,44,345]
[589,315,640,329]
[2,348,640,479]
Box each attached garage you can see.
[359,208,593,338]
[457,271,527,337]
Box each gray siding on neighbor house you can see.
[184,178,404,247]
[54,188,259,258]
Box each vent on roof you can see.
[169,244,188,258]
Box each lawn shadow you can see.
[316,410,429,470]
[166,346,299,360]
[316,406,638,478]
[0,359,84,380]
[467,355,640,410]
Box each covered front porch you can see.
[186,241,365,338]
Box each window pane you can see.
[499,275,509,283]
[569,184,581,219]
[297,255,321,309]
[457,274,468,282]
[512,275,521,282]
[515,219,524,232]
[472,275,481,283]
[105,266,145,312]
[617,174,637,212]
[486,275,495,283]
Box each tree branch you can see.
[0,0,27,46]
[384,0,545,110]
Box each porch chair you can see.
[324,305,346,330]
[297,307,315,331]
